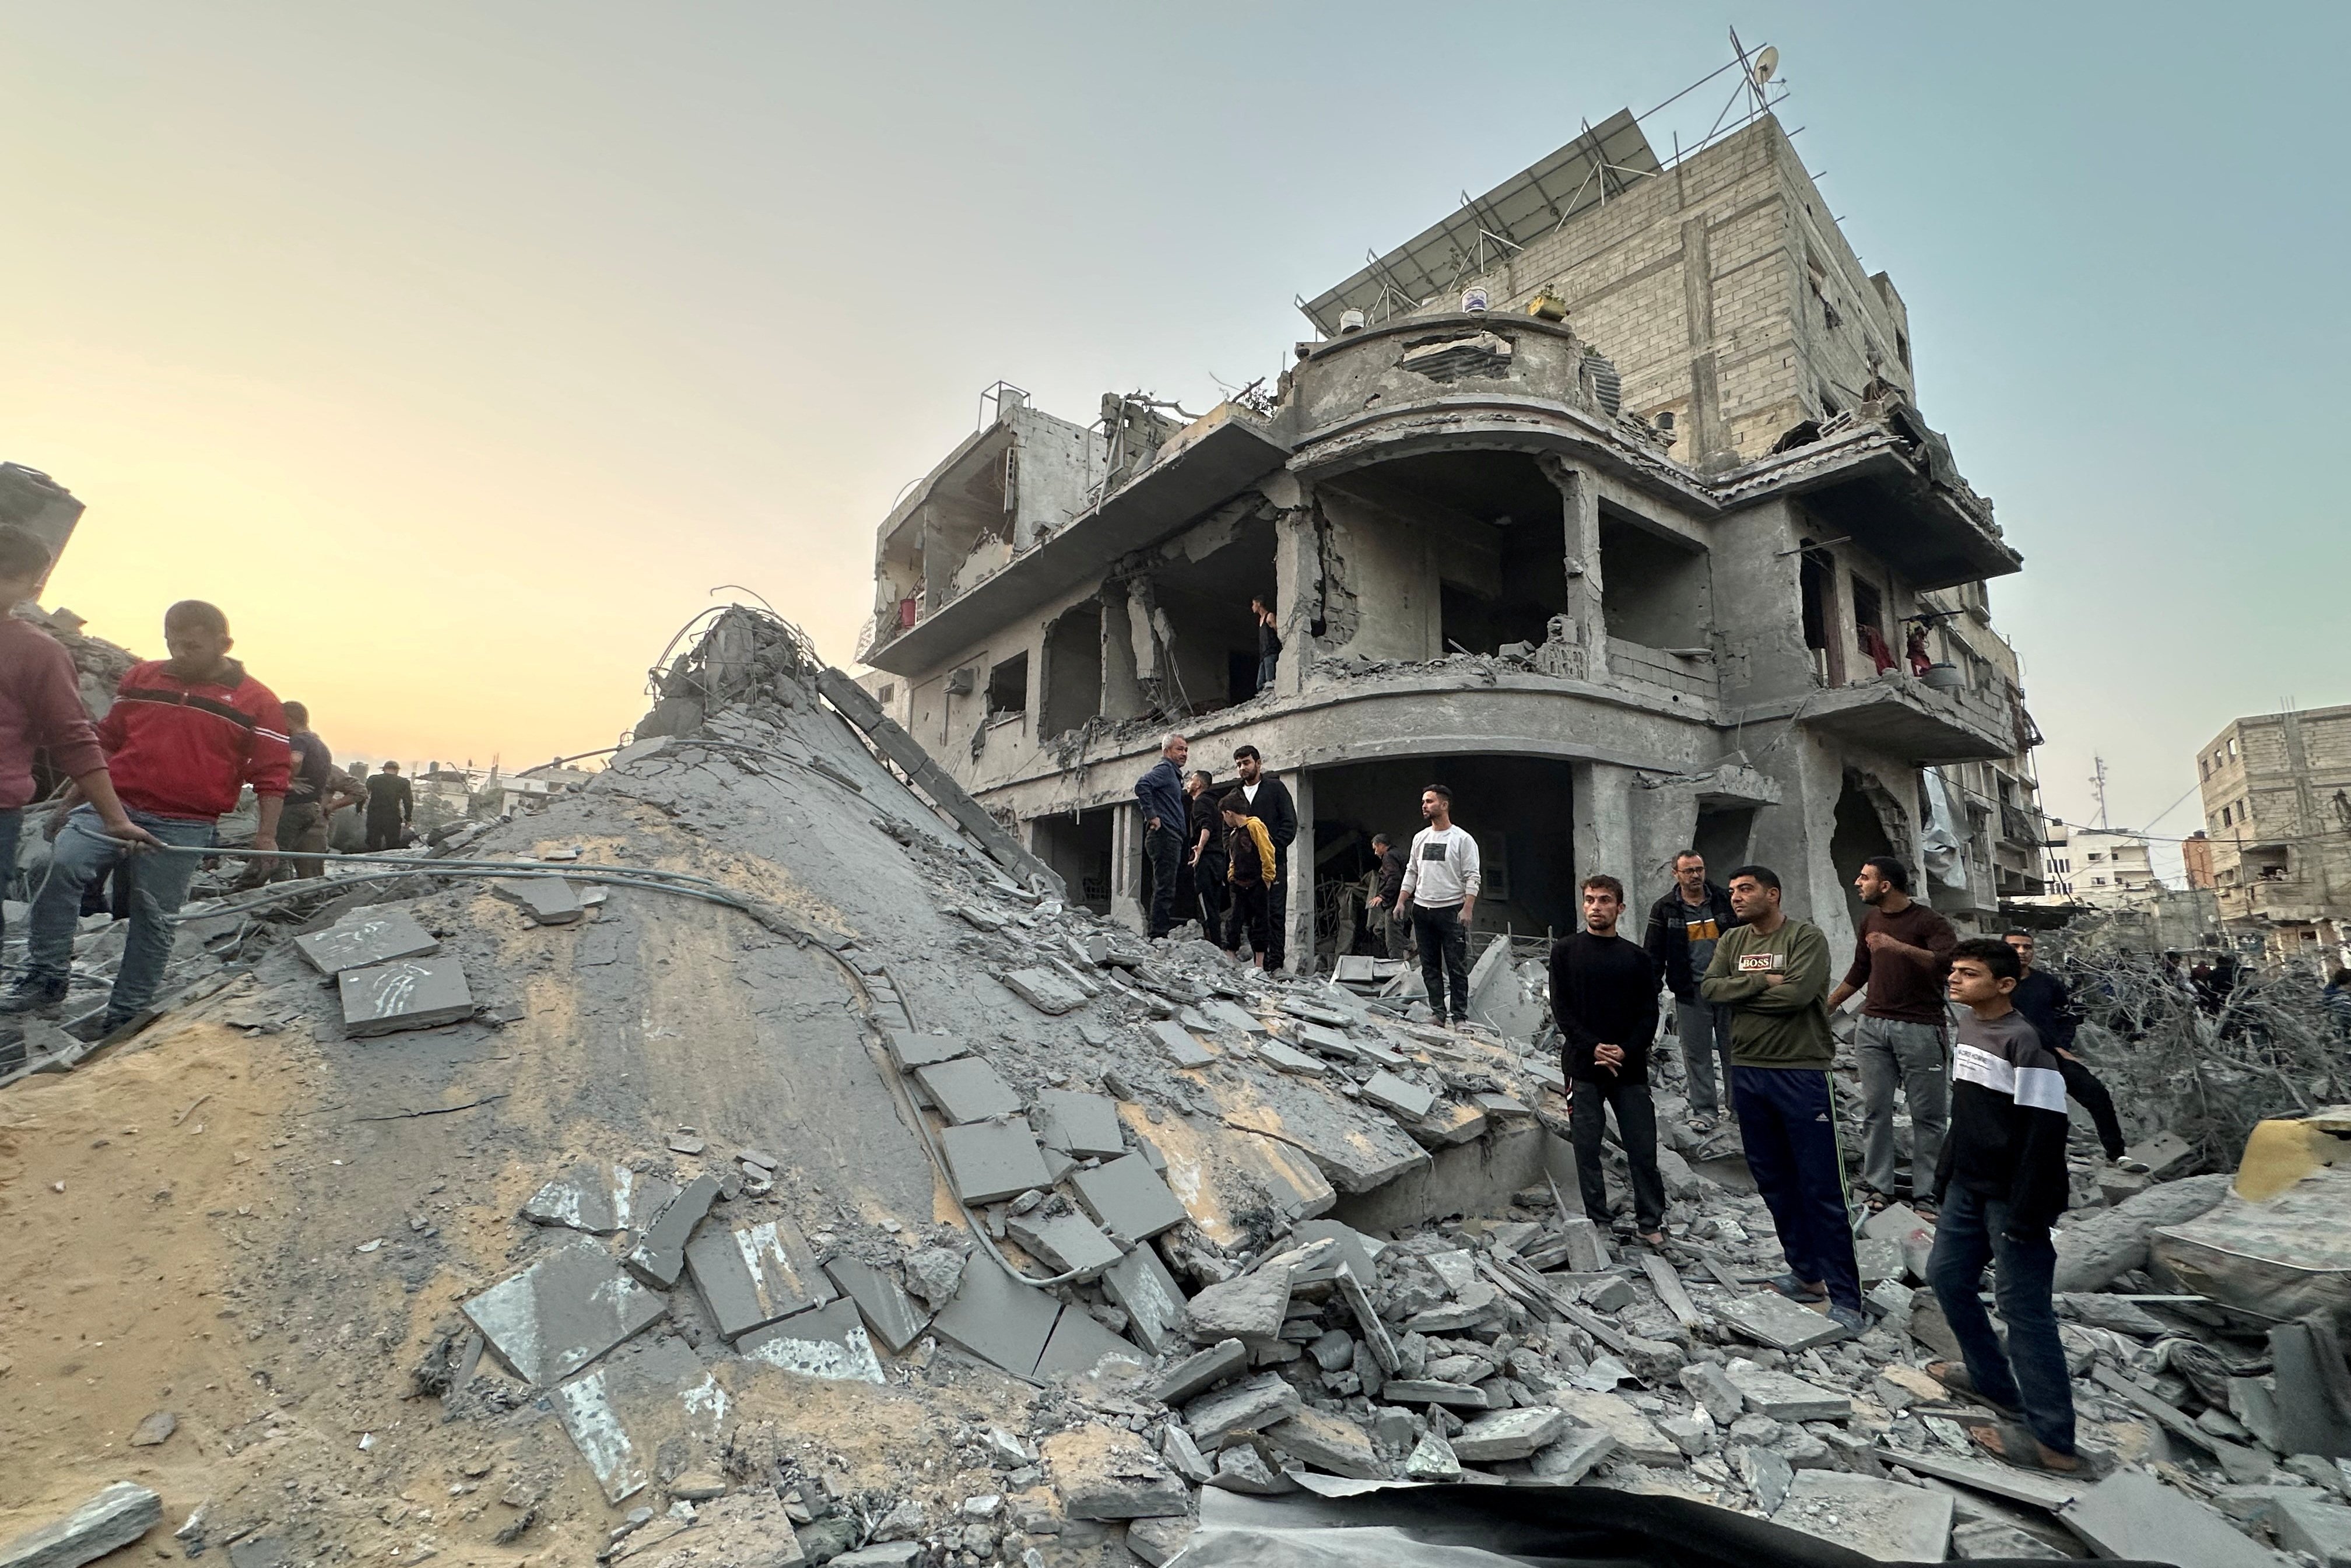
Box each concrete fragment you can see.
[462,1236,667,1385]
[1101,1243,1187,1353]
[1265,1407,1384,1479]
[1307,1330,1355,1372]
[685,1218,833,1341]
[1209,1444,1296,1494]
[1034,1301,1143,1381]
[1359,1070,1435,1120]
[1715,1292,1847,1351]
[651,1493,804,1566]
[1545,1390,1680,1465]
[1950,1518,2059,1560]
[493,876,584,924]
[1124,1515,1195,1568]
[1184,1266,1292,1344]
[900,1244,968,1307]
[1861,1202,1936,1279]
[1050,1429,1187,1520]
[1160,1423,1213,1483]
[2273,1492,2351,1567]
[1403,1433,1461,1481]
[1289,1219,1384,1284]
[339,955,475,1036]
[1146,1019,1212,1068]
[915,1056,1024,1124]
[127,1411,176,1447]
[622,1173,721,1288]
[1152,1338,1247,1405]
[2051,1173,2231,1293]
[1002,967,1087,1015]
[884,1027,966,1071]
[1526,1424,1615,1484]
[524,1162,679,1236]
[1183,1372,1301,1446]
[1069,1153,1189,1241]
[1033,1090,1125,1157]
[737,1298,886,1384]
[0,1481,161,1568]
[1773,1470,1952,1562]
[294,907,437,976]
[831,1546,920,1568]
[1555,1215,1611,1272]
[1006,1210,1124,1281]
[2062,1467,2291,1567]
[931,1253,1062,1380]
[1680,1362,1745,1426]
[549,1335,724,1504]
[821,1257,929,1353]
[1725,1359,1852,1422]
[940,1118,1052,1205]
[1377,1380,1489,1409]
[1876,1445,2082,1511]
[1256,1041,1327,1077]
[1451,1406,1567,1461]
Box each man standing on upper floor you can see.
[1366,832,1412,961]
[1643,850,1743,1134]
[7,599,287,1034]
[1827,855,1959,1215]
[1134,733,1188,940]
[1251,594,1281,694]
[2004,930,2139,1169]
[1701,864,1865,1335]
[1397,784,1480,1027]
[364,759,413,852]
[1231,745,1296,969]
[1553,874,1666,1246]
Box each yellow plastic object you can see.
[1526,290,1569,322]
[2234,1106,2351,1202]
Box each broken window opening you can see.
[1033,812,1112,915]
[1597,506,1708,650]
[1327,451,1570,659]
[985,651,1029,718]
[1830,772,1904,938]
[1690,805,1756,881]
[1141,510,1279,713]
[1798,541,1843,686]
[1850,574,1891,675]
[1038,603,1103,739]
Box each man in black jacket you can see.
[1185,770,1226,941]
[1642,850,1742,1131]
[1366,832,1410,959]
[1553,874,1666,1245]
[1233,745,1296,969]
[2005,931,2136,1167]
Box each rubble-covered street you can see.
[1,607,2344,1568]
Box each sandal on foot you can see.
[1770,1273,1828,1303]
[1927,1361,2024,1420]
[1688,1115,1716,1134]
[1968,1420,2083,1475]
[1861,1190,1894,1214]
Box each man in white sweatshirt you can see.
[1396,784,1481,1026]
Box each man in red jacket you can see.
[0,527,159,941]
[6,599,289,1032]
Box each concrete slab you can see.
[1183,1372,1301,1447]
[1544,1390,1679,1465]
[1185,1265,1292,1344]
[1288,1219,1384,1286]
[1725,1359,1852,1422]
[915,1057,1024,1124]
[0,1481,161,1568]
[461,1236,668,1385]
[736,1297,886,1384]
[1146,1019,1213,1068]
[1002,967,1087,1015]
[2062,1468,2292,1567]
[2272,1492,2351,1567]
[1101,1245,1187,1354]
[1256,1041,1328,1077]
[1264,1408,1384,1479]
[1033,1090,1126,1157]
[622,1173,721,1288]
[1525,1424,1615,1484]
[684,1218,834,1342]
[1216,1072,1430,1194]
[1360,1070,1436,1120]
[1452,1406,1568,1461]
[1198,998,1266,1036]
[931,1253,1062,1380]
[1377,1380,1489,1409]
[339,955,475,1036]
[1034,1303,1143,1382]
[1153,1338,1247,1405]
[1005,1210,1124,1280]
[885,1027,966,1071]
[294,907,438,976]
[493,876,585,925]
[522,1162,679,1236]
[1069,1153,1189,1241]
[1874,1444,2082,1511]
[549,1335,724,1504]
[822,1257,930,1353]
[1046,1430,1187,1520]
[1716,1292,1847,1351]
[1773,1471,1952,1562]
[939,1118,1051,1205]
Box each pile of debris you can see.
[4,606,2349,1568]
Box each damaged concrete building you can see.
[859,112,2043,963]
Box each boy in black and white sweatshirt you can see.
[1926,936,2082,1475]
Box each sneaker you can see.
[1769,1273,1827,1303]
[1826,1304,1867,1338]
[2113,1156,2151,1174]
[0,978,66,1017]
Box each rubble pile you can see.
[3,607,2348,1568]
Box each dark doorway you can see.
[1830,776,1899,936]
[1034,812,1113,915]
[1692,805,1756,884]
[1039,603,1103,739]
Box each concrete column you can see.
[1269,476,1314,698]
[1552,462,1608,680]
[1572,761,1637,895]
[1110,802,1143,932]
[1283,767,1315,973]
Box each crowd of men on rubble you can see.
[1138,720,2148,1480]
[0,526,415,1035]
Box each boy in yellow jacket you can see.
[1221,793,1277,967]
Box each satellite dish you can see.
[1752,45,1780,87]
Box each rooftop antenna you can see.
[2090,755,2111,830]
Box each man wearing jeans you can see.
[5,601,289,1033]
[1928,938,2080,1474]
[1553,875,1665,1245]
[1827,855,1957,1209]
[1397,785,1479,1026]
[1643,851,1741,1132]
[1134,733,1188,941]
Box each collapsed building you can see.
[858,111,2045,962]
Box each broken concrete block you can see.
[0,1481,162,1568]
[1876,1446,2083,1511]
[1124,1515,1195,1568]
[1360,1069,1436,1120]
[1185,1264,1292,1345]
[462,1236,666,1385]
[939,1118,1051,1205]
[1555,1215,1612,1272]
[1101,1243,1187,1353]
[915,1057,1025,1124]
[2062,1467,2290,1568]
[622,1173,721,1288]
[339,955,475,1036]
[1153,1337,1247,1405]
[1002,967,1087,1015]
[1545,1390,1680,1465]
[1183,1371,1301,1447]
[931,1253,1063,1380]
[1160,1425,1213,1484]
[1403,1433,1461,1481]
[1208,1444,1296,1495]
[1146,1019,1213,1068]
[1773,1470,1952,1563]
[1033,1090,1126,1157]
[1006,1209,1124,1281]
[1255,1040,1327,1077]
[737,1298,886,1384]
[1265,1407,1385,1479]
[1069,1153,1189,1241]
[885,1027,966,1071]
[523,1162,679,1236]
[2051,1173,2230,1293]
[1661,1413,1715,1457]
[1451,1406,1567,1461]
[2131,1130,2196,1179]
[1034,1302,1143,1381]
[685,1218,833,1341]
[1735,1441,1796,1511]
[1290,1219,1385,1285]
[550,1335,725,1504]
[2272,1492,2351,1567]
[1950,1518,2060,1560]
[1861,1202,1935,1279]
[1725,1359,1852,1422]
[493,876,584,924]
[1527,1423,1615,1484]
[1682,1362,1745,1426]
[1715,1293,1847,1351]
[1377,1380,1490,1409]
[822,1257,929,1353]
[294,907,437,976]
[1046,1429,1187,1520]
[127,1411,176,1447]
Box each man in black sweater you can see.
[2004,931,2136,1167]
[1552,874,1666,1245]
[1233,745,1296,970]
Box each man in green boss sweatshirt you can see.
[1700,863,1865,1334]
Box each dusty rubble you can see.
[2,608,2348,1568]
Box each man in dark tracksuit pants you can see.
[2005,931,2135,1166]
[1134,734,1188,939]
[1552,875,1666,1244]
[1701,863,1865,1334]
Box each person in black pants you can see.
[1366,832,1411,960]
[1232,745,1295,970]
[1134,734,1188,940]
[1552,874,1666,1244]
[1184,769,1226,940]
[1220,793,1276,965]
[2005,931,2142,1169]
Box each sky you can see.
[2,3,2342,852]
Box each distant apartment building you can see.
[2195,703,2351,971]
[2043,823,2157,901]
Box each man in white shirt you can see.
[1396,784,1480,1025]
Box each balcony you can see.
[1756,669,2023,764]
[1606,637,1718,707]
